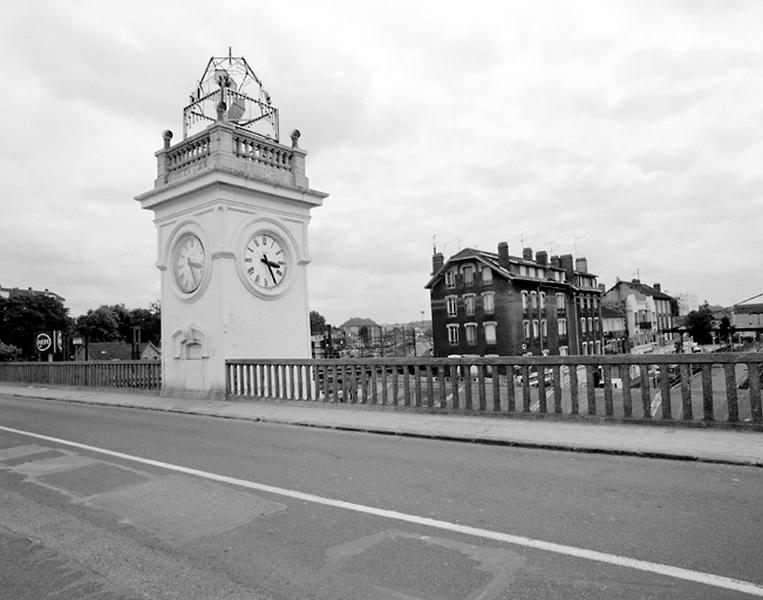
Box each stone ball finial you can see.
[162,130,173,149]
[290,129,301,148]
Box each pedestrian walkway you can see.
[1,383,761,467]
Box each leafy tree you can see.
[103,303,161,346]
[684,306,714,345]
[358,325,370,347]
[718,316,734,344]
[75,306,121,342]
[0,293,72,359]
[309,310,327,335]
[0,340,21,361]
[109,304,132,341]
[128,303,161,346]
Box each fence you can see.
[226,353,763,428]
[0,361,161,391]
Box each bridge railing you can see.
[0,361,162,391]
[226,353,763,428]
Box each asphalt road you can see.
[0,394,761,600]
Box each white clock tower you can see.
[136,52,327,398]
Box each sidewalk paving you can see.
[1,383,761,467]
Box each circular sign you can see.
[36,333,52,352]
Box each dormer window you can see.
[462,265,474,286]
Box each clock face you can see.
[172,233,206,294]
[243,231,289,293]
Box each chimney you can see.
[598,283,606,292]
[653,283,661,292]
[522,247,533,260]
[432,252,444,275]
[575,257,588,273]
[560,254,574,275]
[550,255,561,268]
[535,251,548,265]
[497,242,510,269]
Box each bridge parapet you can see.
[226,353,763,429]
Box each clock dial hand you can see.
[261,254,278,284]
[187,258,201,286]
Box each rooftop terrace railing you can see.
[226,353,763,429]
[154,123,309,190]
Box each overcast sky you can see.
[1,0,761,326]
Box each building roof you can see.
[734,303,763,315]
[76,342,158,361]
[339,317,381,329]
[425,247,596,290]
[606,279,673,301]
[0,286,65,302]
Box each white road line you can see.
[1,424,761,597]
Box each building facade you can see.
[426,243,603,357]
[732,303,763,340]
[676,292,699,316]
[602,279,676,350]
[601,304,627,353]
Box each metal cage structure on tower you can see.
[183,50,279,142]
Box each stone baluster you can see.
[154,130,174,187]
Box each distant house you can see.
[75,341,160,361]
[339,317,383,340]
[339,317,383,355]
[602,279,676,350]
[601,304,627,353]
[0,285,65,302]
[732,303,763,340]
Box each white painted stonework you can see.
[136,122,327,398]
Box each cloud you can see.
[0,0,761,325]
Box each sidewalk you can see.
[1,383,761,467]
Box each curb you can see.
[4,391,761,469]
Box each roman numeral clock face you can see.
[243,232,289,295]
[172,233,206,294]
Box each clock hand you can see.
[187,258,200,286]
[261,254,278,284]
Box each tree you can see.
[105,302,161,346]
[128,303,161,346]
[718,316,734,344]
[75,306,121,342]
[0,293,72,359]
[0,340,21,361]
[309,310,327,336]
[684,306,714,345]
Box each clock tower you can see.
[136,52,327,398]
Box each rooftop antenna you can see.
[432,234,438,254]
[442,236,463,253]
[547,240,556,254]
[573,236,585,256]
[512,232,527,247]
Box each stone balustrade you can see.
[226,353,763,428]
[154,123,308,190]
[0,361,161,391]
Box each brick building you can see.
[425,242,603,357]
